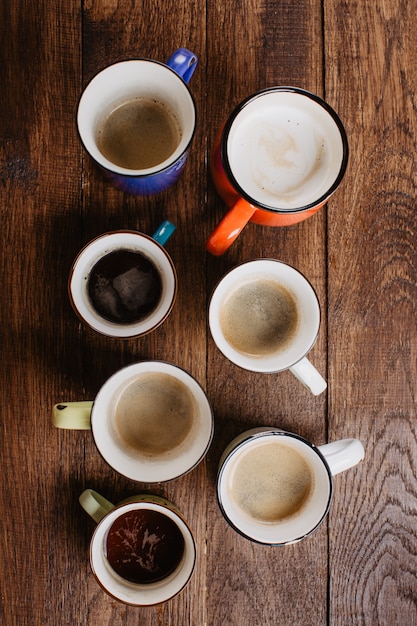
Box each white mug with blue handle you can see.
[77,49,197,195]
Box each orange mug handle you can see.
[206,198,257,256]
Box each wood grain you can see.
[326,0,417,624]
[1,0,417,623]
[205,0,328,625]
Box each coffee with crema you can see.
[228,440,314,523]
[96,97,182,170]
[219,278,299,357]
[114,372,197,457]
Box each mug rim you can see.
[217,428,333,545]
[76,58,197,178]
[220,86,349,214]
[90,360,214,483]
[208,258,321,373]
[89,499,196,606]
[68,230,178,338]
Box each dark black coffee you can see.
[87,249,162,324]
[105,509,185,584]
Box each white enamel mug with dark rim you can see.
[79,490,196,606]
[69,221,176,338]
[208,258,327,395]
[217,427,365,545]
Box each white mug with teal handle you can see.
[79,489,196,605]
[69,221,177,338]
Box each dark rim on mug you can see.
[216,429,334,545]
[220,86,349,214]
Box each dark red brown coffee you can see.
[87,249,162,324]
[105,508,185,584]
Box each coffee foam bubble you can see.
[227,93,344,209]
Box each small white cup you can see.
[79,490,196,605]
[69,223,176,338]
[209,259,326,395]
[217,427,365,545]
[52,361,214,482]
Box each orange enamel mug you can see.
[207,87,349,256]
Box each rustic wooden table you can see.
[2,0,417,624]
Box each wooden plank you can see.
[326,0,417,623]
[205,0,329,624]
[0,1,85,624]
[75,1,208,624]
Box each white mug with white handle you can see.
[209,259,326,395]
[217,427,365,545]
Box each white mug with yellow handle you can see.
[79,489,196,605]
[52,361,214,482]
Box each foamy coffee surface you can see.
[219,278,299,357]
[229,440,314,523]
[227,93,343,208]
[97,97,182,170]
[114,372,197,457]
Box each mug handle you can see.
[206,198,256,256]
[318,439,365,476]
[52,401,93,430]
[289,357,327,396]
[152,220,176,247]
[79,489,115,524]
[166,48,198,84]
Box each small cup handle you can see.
[52,401,93,430]
[166,48,198,84]
[206,198,256,256]
[289,357,327,396]
[318,439,365,476]
[79,489,115,524]
[152,220,176,247]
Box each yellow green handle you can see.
[52,401,93,430]
[79,489,115,523]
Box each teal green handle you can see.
[152,220,176,246]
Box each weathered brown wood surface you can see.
[1,0,417,623]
